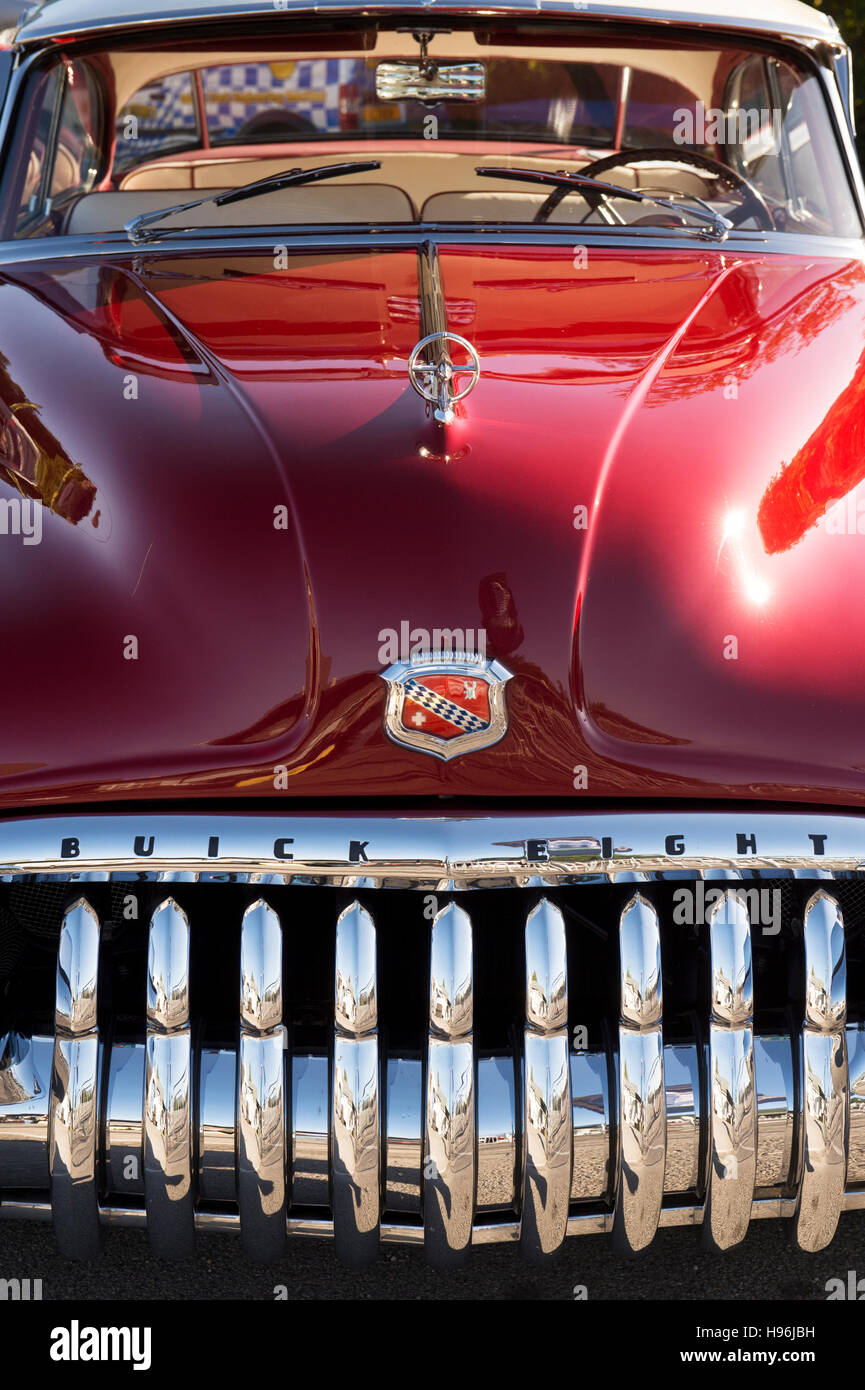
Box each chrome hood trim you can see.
[2,809,865,883]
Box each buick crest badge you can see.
[380,651,513,760]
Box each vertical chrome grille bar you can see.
[613,894,665,1252]
[424,902,475,1267]
[793,889,848,1252]
[144,898,195,1259]
[703,892,756,1250]
[238,899,286,1262]
[520,898,572,1260]
[49,898,101,1259]
[332,901,380,1266]
[7,848,865,1259]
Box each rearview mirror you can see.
[375,61,485,104]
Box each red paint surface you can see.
[0,241,864,808]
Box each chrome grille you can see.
[0,811,864,1265]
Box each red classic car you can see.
[0,0,863,1270]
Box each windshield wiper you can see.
[474,166,732,240]
[124,161,382,243]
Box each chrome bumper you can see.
[0,811,864,1264]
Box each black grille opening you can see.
[1,876,862,1046]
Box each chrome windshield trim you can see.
[817,62,865,230]
[10,1,840,49]
[3,810,865,884]
[0,227,862,267]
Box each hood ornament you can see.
[380,650,512,760]
[410,241,480,425]
[408,332,480,424]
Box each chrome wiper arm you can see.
[125,161,382,243]
[475,166,732,240]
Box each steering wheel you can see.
[553,147,776,230]
[234,108,318,140]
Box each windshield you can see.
[1,23,860,241]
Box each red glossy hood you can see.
[1,240,865,809]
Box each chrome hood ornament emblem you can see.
[410,241,479,425]
[408,331,480,425]
[380,650,512,760]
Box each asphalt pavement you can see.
[2,1211,863,1300]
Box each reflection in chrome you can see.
[614,894,665,1252]
[376,57,486,105]
[386,1057,423,1212]
[0,1034,52,1188]
[238,900,286,1261]
[477,1056,517,1210]
[240,898,283,1033]
[411,239,481,426]
[49,899,101,1258]
[408,332,481,426]
[105,1042,145,1196]
[704,892,756,1250]
[335,900,377,1036]
[332,901,380,1266]
[521,899,571,1260]
[0,1030,43,1108]
[793,890,848,1252]
[8,810,865,881]
[292,1054,329,1208]
[3,850,865,1259]
[754,1036,795,1189]
[570,1051,610,1199]
[425,902,475,1267]
[147,897,189,1031]
[848,1024,865,1184]
[663,1045,700,1194]
[144,898,195,1259]
[199,1048,235,1201]
[4,1022,865,1251]
[55,898,99,1035]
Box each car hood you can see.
[1,239,865,809]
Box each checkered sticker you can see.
[115,59,368,167]
[202,60,354,136]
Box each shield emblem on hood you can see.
[379,652,513,760]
